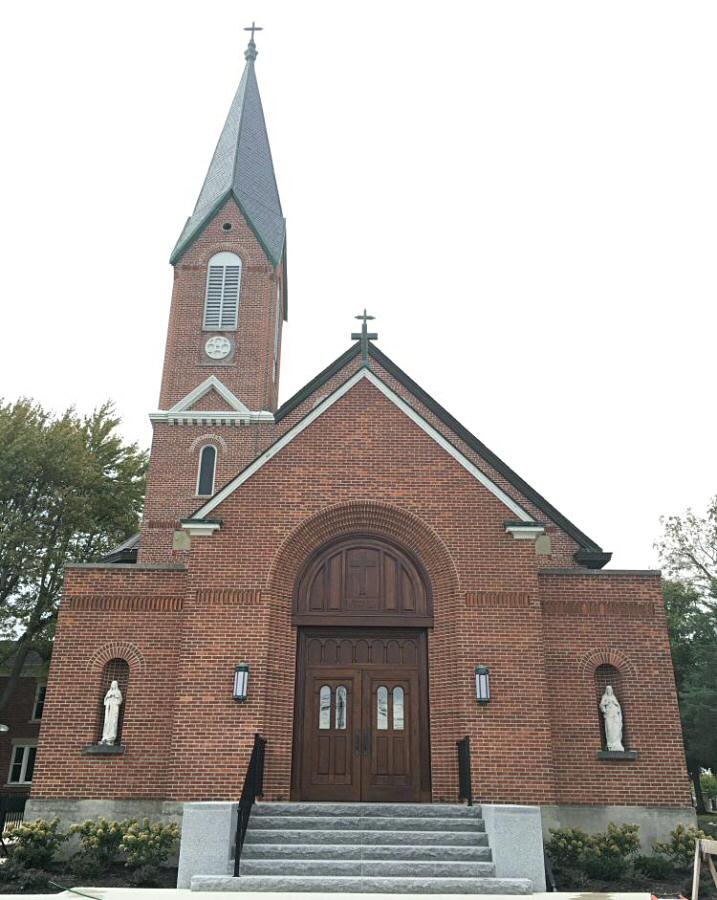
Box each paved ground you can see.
[2,891,657,900]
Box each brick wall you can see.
[0,676,42,798]
[32,382,690,809]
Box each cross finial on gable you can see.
[244,21,263,61]
[351,310,378,364]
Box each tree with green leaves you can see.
[0,399,147,714]
[658,497,717,813]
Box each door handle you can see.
[363,726,371,756]
[354,729,361,755]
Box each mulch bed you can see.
[0,863,178,893]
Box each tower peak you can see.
[243,21,262,62]
[170,27,284,267]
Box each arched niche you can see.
[294,535,433,627]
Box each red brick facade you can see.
[32,370,690,809]
[30,47,691,819]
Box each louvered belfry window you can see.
[203,252,242,329]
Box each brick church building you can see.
[29,33,692,845]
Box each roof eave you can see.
[169,189,285,268]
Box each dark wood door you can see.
[294,628,430,802]
[362,669,421,802]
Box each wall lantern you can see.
[475,666,491,704]
[233,663,250,702]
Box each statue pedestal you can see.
[83,744,126,755]
[597,749,638,761]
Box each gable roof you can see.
[191,342,611,566]
[190,366,537,524]
[170,40,285,267]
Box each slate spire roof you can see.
[170,35,285,266]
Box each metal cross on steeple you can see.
[351,310,378,364]
[244,21,263,61]
[244,21,263,40]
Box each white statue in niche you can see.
[600,685,624,752]
[99,680,123,745]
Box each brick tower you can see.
[140,33,287,562]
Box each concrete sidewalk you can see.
[3,890,655,900]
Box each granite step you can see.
[239,859,497,878]
[192,874,533,893]
[251,814,484,832]
[252,802,483,819]
[241,842,492,861]
[243,828,488,846]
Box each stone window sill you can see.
[83,744,126,756]
[597,749,638,761]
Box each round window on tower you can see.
[222,222,232,231]
[205,336,232,360]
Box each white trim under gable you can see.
[149,376,274,426]
[192,368,534,522]
[170,376,249,413]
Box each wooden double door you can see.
[293,628,431,802]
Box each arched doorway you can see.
[291,536,432,802]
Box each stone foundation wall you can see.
[541,804,697,851]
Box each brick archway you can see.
[261,500,462,801]
[265,500,460,604]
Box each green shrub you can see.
[12,867,52,892]
[634,854,674,879]
[654,824,707,870]
[584,854,628,881]
[69,817,136,869]
[119,819,180,869]
[590,822,641,859]
[3,817,67,868]
[701,772,717,800]
[545,826,593,867]
[69,851,104,879]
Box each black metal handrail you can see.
[457,735,473,806]
[233,733,266,877]
[0,796,27,856]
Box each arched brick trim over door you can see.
[262,500,461,802]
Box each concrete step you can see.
[192,874,533,893]
[239,859,496,878]
[244,828,488,846]
[241,843,492,862]
[251,814,484,832]
[252,802,482,819]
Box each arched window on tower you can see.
[203,252,242,329]
[197,445,217,497]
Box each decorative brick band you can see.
[66,596,183,612]
[85,642,147,675]
[465,591,532,609]
[195,589,264,606]
[577,647,637,678]
[542,599,653,620]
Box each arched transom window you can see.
[204,252,242,329]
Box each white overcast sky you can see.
[1,1,715,569]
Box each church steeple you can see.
[170,29,285,267]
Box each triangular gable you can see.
[190,368,535,524]
[183,387,238,413]
[169,376,250,414]
[149,376,274,426]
